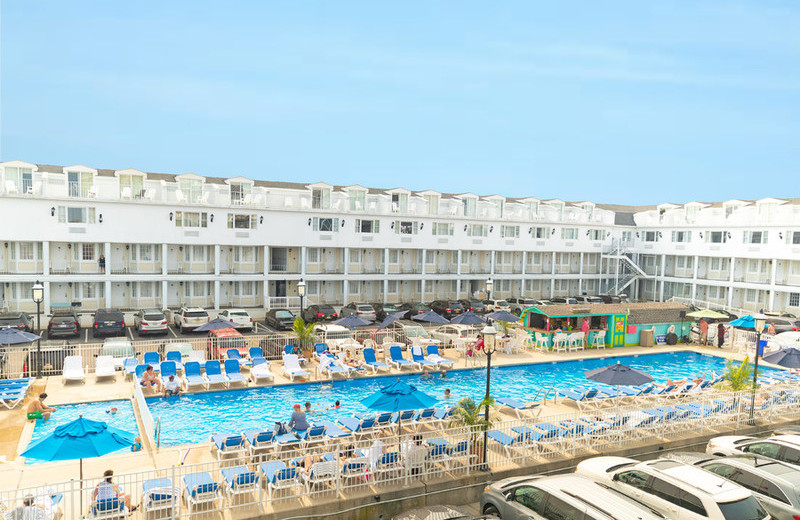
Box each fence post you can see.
[70,479,75,520]
[171,463,177,519]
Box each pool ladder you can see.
[155,417,161,448]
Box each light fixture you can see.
[551,228,556,235]
[50,207,55,217]
[210,214,214,223]
[179,246,183,251]
[699,232,703,239]
[125,281,130,287]
[635,232,640,238]
[126,245,129,250]
[419,223,424,230]
[586,230,590,236]
[392,222,396,230]
[779,232,784,239]
[259,216,263,224]
[528,227,532,234]
[68,243,72,249]
[463,225,468,232]
[180,281,184,286]
[3,242,7,248]
[726,231,731,239]
[489,226,493,233]
[341,220,345,227]
[98,214,103,223]
[169,212,174,221]
[658,231,663,238]
[32,281,44,304]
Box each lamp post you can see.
[31,281,44,378]
[485,278,493,302]
[749,313,767,424]
[481,324,497,470]
[297,279,306,317]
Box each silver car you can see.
[480,474,666,520]
[339,302,377,321]
[134,308,168,335]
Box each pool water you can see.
[26,399,138,463]
[146,351,777,446]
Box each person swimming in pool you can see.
[106,406,119,415]
[443,388,451,399]
[420,367,432,380]
[440,369,448,379]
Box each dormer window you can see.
[230,182,251,205]
[391,193,408,213]
[119,173,144,199]
[686,206,699,222]
[4,166,33,194]
[68,170,94,198]
[424,194,439,216]
[493,199,504,218]
[349,190,366,211]
[551,202,564,220]
[462,197,477,218]
[312,187,331,209]
[179,178,203,203]
[527,201,539,218]
[581,203,594,219]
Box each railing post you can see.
[70,479,75,520]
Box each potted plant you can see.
[292,317,316,360]
[449,396,495,464]
[718,356,757,391]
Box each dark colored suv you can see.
[371,303,401,322]
[302,304,338,323]
[0,312,33,332]
[429,300,465,318]
[398,302,431,319]
[92,309,126,338]
[47,310,81,339]
[458,299,487,314]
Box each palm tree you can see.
[718,356,758,391]
[292,317,315,352]
[449,396,495,463]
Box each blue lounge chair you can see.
[122,357,138,379]
[243,429,274,456]
[220,465,259,500]
[558,387,601,411]
[425,345,454,368]
[261,461,298,498]
[182,472,219,513]
[313,343,329,360]
[433,407,454,426]
[389,346,415,370]
[414,408,436,423]
[226,349,252,368]
[496,397,541,419]
[374,412,393,429]
[314,420,352,440]
[249,347,263,359]
[204,361,230,387]
[1,388,29,410]
[450,440,477,467]
[394,410,415,423]
[338,416,376,437]
[141,478,178,517]
[143,352,161,371]
[284,345,307,364]
[182,361,207,390]
[320,354,349,377]
[373,452,402,481]
[410,346,437,368]
[487,430,524,458]
[89,497,126,519]
[134,364,147,381]
[160,361,177,380]
[164,351,184,371]
[362,348,390,373]
[223,359,248,386]
[211,433,245,460]
[298,424,326,445]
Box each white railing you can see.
[4,387,799,519]
[133,381,155,448]
[668,297,750,318]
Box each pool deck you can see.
[0,341,761,491]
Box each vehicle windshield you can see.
[718,497,768,520]
[407,327,431,338]
[144,313,164,321]
[185,311,208,318]
[96,313,122,321]
[496,300,509,306]
[357,305,374,312]
[276,311,294,318]
[383,305,398,312]
[230,312,249,317]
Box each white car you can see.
[99,338,135,369]
[576,456,770,520]
[430,324,477,347]
[173,307,210,332]
[133,308,169,335]
[485,299,511,312]
[217,309,254,332]
[707,434,800,465]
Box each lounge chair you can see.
[122,357,138,379]
[394,410,415,423]
[314,420,352,441]
[372,452,403,482]
[411,346,437,368]
[226,349,252,368]
[243,429,274,457]
[89,496,127,519]
[164,351,184,371]
[95,355,116,381]
[211,433,245,460]
[301,460,338,492]
[223,359,248,386]
[182,472,219,513]
[363,348,390,373]
[220,465,259,500]
[187,350,207,371]
[414,408,436,425]
[496,397,542,419]
[374,412,394,429]
[389,346,415,370]
[248,347,263,359]
[450,440,477,468]
[320,354,349,378]
[338,416,377,437]
[62,355,85,384]
[340,456,369,486]
[182,361,207,390]
[250,357,274,384]
[425,345,454,368]
[298,424,326,446]
[282,354,309,381]
[143,352,161,372]
[313,343,329,361]
[141,478,178,518]
[432,407,454,426]
[204,360,230,387]
[558,388,601,411]
[283,345,307,364]
[1,386,30,410]
[261,461,298,499]
[486,430,525,458]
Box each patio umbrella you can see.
[411,311,449,324]
[730,315,758,329]
[377,311,408,331]
[450,311,486,325]
[333,314,372,328]
[0,328,41,345]
[21,416,135,511]
[485,310,520,322]
[193,318,238,332]
[361,379,437,440]
[769,331,800,349]
[686,309,728,320]
[762,347,800,369]
[585,362,654,416]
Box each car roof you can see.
[642,460,750,501]
[534,475,665,519]
[103,338,132,346]
[183,306,206,311]
[0,312,26,318]
[142,308,163,313]
[706,455,800,484]
[208,328,242,337]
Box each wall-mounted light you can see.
[259,216,263,224]
[779,232,784,239]
[126,245,129,250]
[169,212,174,221]
[3,242,7,248]
[586,230,591,236]
[606,232,611,238]
[68,243,72,249]
[307,218,312,226]
[210,214,214,223]
[125,281,130,287]
[635,232,640,238]
[419,223,424,230]
[392,222,396,230]
[179,246,183,251]
[463,225,468,232]
[98,214,103,223]
[341,219,345,227]
[528,227,532,234]
[50,207,55,217]
[68,282,72,287]
[489,226,493,233]
[726,232,731,239]
[551,228,556,235]
[658,231,663,238]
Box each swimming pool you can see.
[146,351,777,446]
[26,399,138,464]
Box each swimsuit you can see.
[27,411,43,420]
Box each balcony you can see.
[269,264,300,274]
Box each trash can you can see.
[640,329,654,347]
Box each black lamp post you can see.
[481,324,497,470]
[486,278,493,302]
[749,313,767,424]
[297,279,306,317]
[31,281,44,378]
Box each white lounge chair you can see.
[282,354,309,381]
[95,355,117,381]
[250,357,274,384]
[62,355,85,384]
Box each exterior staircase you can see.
[601,239,652,296]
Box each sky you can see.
[1,1,799,205]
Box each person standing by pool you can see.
[288,403,309,432]
[698,319,708,346]
[581,318,590,346]
[26,393,56,421]
[717,323,726,348]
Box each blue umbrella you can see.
[194,318,238,332]
[361,379,438,439]
[762,347,800,369]
[377,310,408,331]
[411,311,449,324]
[450,311,486,325]
[0,328,41,345]
[333,314,372,328]
[486,310,520,322]
[729,315,756,328]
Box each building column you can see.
[43,281,51,316]
[659,254,667,301]
[162,244,168,276]
[578,252,584,294]
[42,242,50,276]
[550,278,555,298]
[104,242,111,276]
[214,245,220,276]
[691,255,699,302]
[728,257,735,308]
[421,249,426,276]
[551,252,556,275]
[343,248,349,275]
[456,279,461,299]
[104,280,111,308]
[263,246,270,309]
[384,248,390,276]
[421,279,426,302]
[769,258,778,310]
[490,250,496,275]
[383,280,388,303]
[456,250,462,276]
[161,280,168,310]
[300,247,307,275]
[343,279,349,306]
[214,280,220,310]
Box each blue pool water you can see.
[26,399,138,464]
[146,351,779,446]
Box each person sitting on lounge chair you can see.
[288,403,310,432]
[92,469,135,512]
[140,366,162,393]
[27,393,56,421]
[163,375,181,398]
[5,494,47,520]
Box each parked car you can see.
[458,299,487,314]
[549,297,579,305]
[665,452,800,520]
[507,298,542,315]
[133,309,168,336]
[0,312,33,332]
[264,309,296,331]
[429,300,465,319]
[207,327,246,359]
[313,323,353,344]
[99,338,135,369]
[430,324,477,346]
[480,474,666,520]
[576,456,770,520]
[595,294,624,304]
[92,309,126,338]
[217,309,254,331]
[707,435,800,464]
[339,302,377,321]
[47,309,80,339]
[572,295,605,304]
[172,307,210,333]
[162,341,194,362]
[388,320,435,346]
[398,302,431,319]
[371,302,401,322]
[483,299,511,312]
[302,304,338,323]
[766,317,800,333]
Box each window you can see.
[431,223,453,236]
[234,246,258,263]
[644,231,658,242]
[511,486,545,514]
[387,280,398,293]
[793,232,800,245]
[561,228,578,240]
[4,166,34,193]
[744,442,781,459]
[588,229,603,241]
[685,205,699,222]
[709,257,727,271]
[349,281,361,295]
[501,225,519,238]
[81,243,95,261]
[83,282,103,299]
[355,219,380,233]
[617,470,650,490]
[541,496,582,520]
[311,187,331,209]
[306,281,320,296]
[18,243,34,261]
[229,182,251,204]
[349,248,362,263]
[581,203,594,219]
[462,197,476,217]
[306,248,320,263]
[174,211,208,228]
[178,178,203,203]
[234,281,257,297]
[532,227,548,239]
[424,194,439,215]
[391,192,408,213]
[676,256,693,269]
[227,213,257,229]
[744,231,768,244]
[119,174,144,199]
[746,259,768,274]
[671,230,692,242]
[395,221,418,235]
[57,206,96,224]
[349,190,366,211]
[648,477,688,511]
[745,289,758,303]
[312,217,339,232]
[388,250,399,263]
[526,201,540,218]
[139,245,152,262]
[492,199,504,218]
[467,224,488,237]
[67,170,93,198]
[708,231,726,243]
[790,293,800,307]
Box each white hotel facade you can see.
[0,160,799,317]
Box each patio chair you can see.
[283,345,307,364]
[88,497,127,520]
[225,349,252,368]
[62,355,85,384]
[568,332,585,351]
[248,346,263,359]
[282,354,309,381]
[535,332,551,352]
[187,350,207,370]
[338,416,377,437]
[301,461,338,493]
[425,345,454,368]
[210,433,245,461]
[159,361,178,386]
[220,465,259,501]
[141,478,179,518]
[363,348,390,373]
[405,445,428,481]
[223,359,248,386]
[164,351,184,371]
[261,461,299,499]
[1,385,30,410]
[122,357,138,379]
[182,472,219,513]
[389,346,415,370]
[95,355,116,381]
[557,387,601,411]
[592,331,606,349]
[372,452,403,483]
[320,354,349,378]
[313,343,329,361]
[250,356,274,383]
[143,352,161,372]
[204,360,230,387]
[411,346,437,368]
[182,361,208,390]
[496,397,542,419]
[243,429,274,457]
[552,333,569,353]
[298,424,326,446]
[340,457,369,486]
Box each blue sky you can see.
[2,1,799,205]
